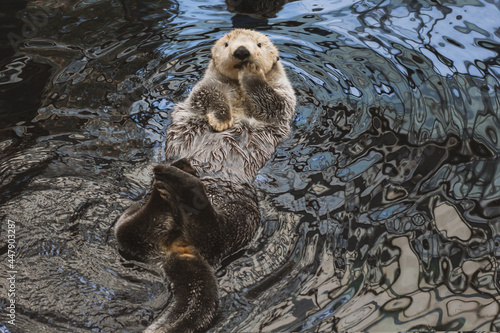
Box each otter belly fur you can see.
[115,28,296,332]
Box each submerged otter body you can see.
[115,29,295,332]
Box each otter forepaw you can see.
[243,62,261,73]
[238,62,264,81]
[207,112,234,132]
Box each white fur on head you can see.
[211,29,279,80]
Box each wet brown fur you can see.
[115,29,296,333]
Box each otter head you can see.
[211,29,280,80]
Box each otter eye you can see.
[257,43,262,48]
[224,43,228,48]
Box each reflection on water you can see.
[1,0,499,332]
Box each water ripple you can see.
[0,0,499,332]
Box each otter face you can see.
[211,29,279,80]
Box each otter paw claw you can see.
[207,113,234,132]
[238,62,265,84]
[240,62,262,74]
[244,62,260,72]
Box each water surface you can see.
[1,0,500,332]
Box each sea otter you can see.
[115,28,296,332]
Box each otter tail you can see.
[145,242,219,333]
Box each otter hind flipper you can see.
[153,164,212,215]
[115,190,179,262]
[171,158,199,177]
[115,163,205,262]
[116,168,220,332]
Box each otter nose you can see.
[233,46,250,60]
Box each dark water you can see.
[1,0,500,331]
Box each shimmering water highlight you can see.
[0,0,499,332]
